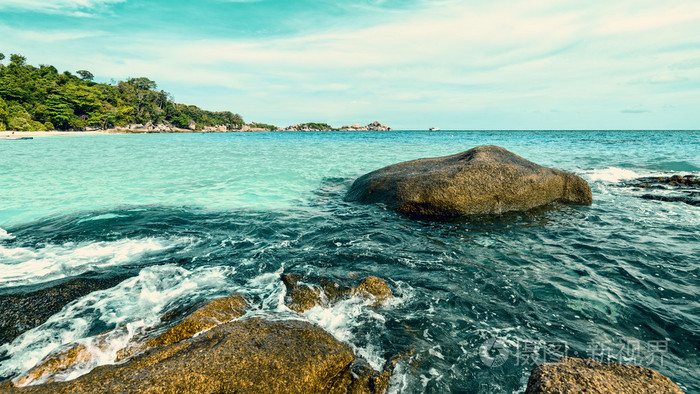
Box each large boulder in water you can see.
[345,145,592,219]
[525,357,684,393]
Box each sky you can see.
[0,0,699,129]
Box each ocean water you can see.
[0,130,698,392]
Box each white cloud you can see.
[0,0,124,14]
[3,0,699,128]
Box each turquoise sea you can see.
[0,130,698,392]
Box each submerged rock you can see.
[632,174,700,188]
[0,276,127,346]
[525,357,684,393]
[353,276,393,303]
[628,174,700,206]
[345,145,592,219]
[282,274,393,313]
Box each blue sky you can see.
[1,0,699,129]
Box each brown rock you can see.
[116,294,247,360]
[525,357,685,394]
[282,274,393,313]
[633,175,699,187]
[345,145,592,219]
[352,277,393,302]
[282,274,324,313]
[7,318,385,394]
[13,344,92,387]
[13,295,248,386]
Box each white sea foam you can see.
[1,264,236,384]
[77,213,127,223]
[300,282,412,372]
[3,265,408,386]
[0,227,15,241]
[0,237,187,288]
[583,167,641,183]
[303,296,388,370]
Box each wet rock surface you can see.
[282,273,393,313]
[632,174,699,188]
[345,145,592,219]
[626,174,700,206]
[4,293,394,393]
[0,276,127,346]
[11,295,249,385]
[525,357,685,394]
[6,319,383,394]
[115,294,248,361]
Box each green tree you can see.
[76,70,94,81]
[0,96,8,128]
[0,53,252,131]
[10,54,26,66]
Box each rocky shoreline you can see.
[0,147,689,393]
[1,275,398,393]
[3,274,685,393]
[1,121,393,135]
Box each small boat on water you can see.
[429,127,440,131]
[0,136,33,140]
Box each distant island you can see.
[0,53,390,133]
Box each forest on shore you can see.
[0,53,246,131]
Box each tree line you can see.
[0,53,245,131]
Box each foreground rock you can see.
[525,357,684,394]
[115,294,249,361]
[13,295,249,386]
[6,294,393,393]
[8,319,389,394]
[345,145,592,219]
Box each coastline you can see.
[1,131,113,137]
[0,122,393,137]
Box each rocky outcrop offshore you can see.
[525,357,685,393]
[626,174,700,206]
[278,121,393,132]
[279,123,334,131]
[3,286,395,393]
[339,121,392,131]
[345,145,592,219]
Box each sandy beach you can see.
[0,131,112,138]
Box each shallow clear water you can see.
[0,131,698,392]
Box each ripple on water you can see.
[0,131,698,393]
